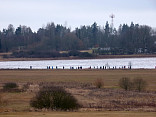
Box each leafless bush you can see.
[119,77,148,92]
[133,78,147,92]
[30,86,81,111]
[119,77,132,91]
[3,82,21,92]
[94,78,104,88]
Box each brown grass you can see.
[0,69,156,115]
[0,111,156,117]
[0,69,155,90]
[1,81,155,113]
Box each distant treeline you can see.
[0,22,156,58]
[5,50,92,58]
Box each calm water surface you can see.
[0,57,156,69]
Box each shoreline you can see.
[0,54,156,61]
[0,68,156,71]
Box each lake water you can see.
[0,57,156,69]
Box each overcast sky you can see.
[0,0,156,31]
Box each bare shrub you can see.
[30,86,80,111]
[3,82,20,92]
[119,77,132,91]
[133,78,147,92]
[94,78,104,88]
[3,82,18,89]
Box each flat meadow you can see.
[0,69,156,117]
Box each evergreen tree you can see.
[0,22,155,55]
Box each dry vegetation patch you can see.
[0,82,156,112]
[35,82,156,112]
[66,86,156,111]
[0,69,155,113]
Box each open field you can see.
[0,69,156,90]
[0,111,156,117]
[0,69,156,116]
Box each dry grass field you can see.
[0,69,156,116]
[0,69,156,89]
[0,111,156,117]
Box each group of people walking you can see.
[45,65,132,70]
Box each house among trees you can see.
[138,48,143,53]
